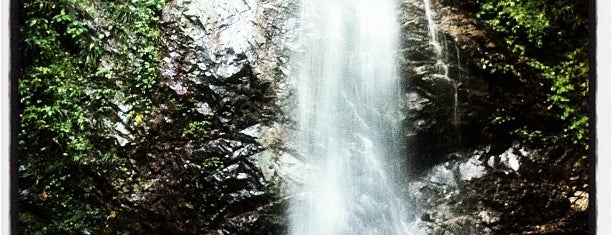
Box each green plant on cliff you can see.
[476,0,589,151]
[19,0,165,233]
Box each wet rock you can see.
[487,147,523,172]
[152,0,302,232]
[94,0,298,233]
[399,0,517,174]
[458,155,486,181]
[569,191,588,212]
[410,142,587,235]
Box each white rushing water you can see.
[289,0,410,234]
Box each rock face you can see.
[398,0,588,234]
[113,0,299,233]
[399,0,498,174]
[407,144,588,235]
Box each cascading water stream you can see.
[423,0,460,131]
[289,0,410,234]
[423,0,448,78]
[453,43,463,145]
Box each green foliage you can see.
[529,48,589,148]
[19,3,102,232]
[476,0,589,150]
[478,0,549,49]
[88,0,165,124]
[183,120,212,139]
[513,126,545,143]
[19,0,165,233]
[203,156,223,169]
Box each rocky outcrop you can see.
[406,143,588,235]
[399,0,588,234]
[105,0,299,233]
[399,0,498,173]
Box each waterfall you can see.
[288,0,410,234]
